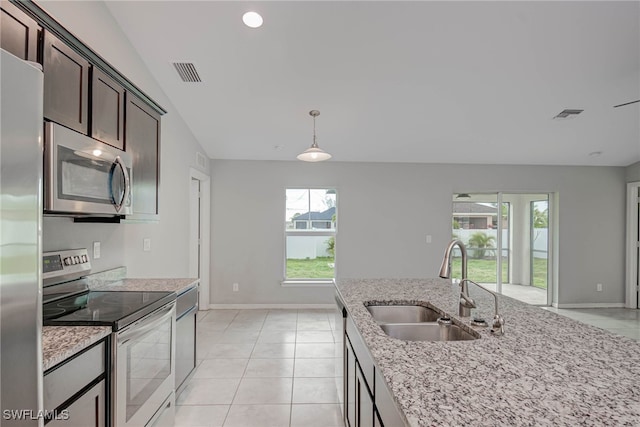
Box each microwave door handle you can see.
[112,156,130,213]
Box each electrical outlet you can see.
[143,238,151,252]
[232,283,239,292]
[426,235,432,244]
[93,241,101,259]
[596,283,603,292]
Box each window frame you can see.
[282,187,337,285]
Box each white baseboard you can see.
[207,303,335,310]
[552,302,627,309]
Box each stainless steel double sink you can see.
[366,304,479,342]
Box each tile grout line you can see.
[222,309,259,427]
[289,308,299,427]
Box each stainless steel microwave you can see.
[44,121,132,216]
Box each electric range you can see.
[43,248,177,427]
[42,248,175,331]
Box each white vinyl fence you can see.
[287,236,333,259]
[452,229,548,259]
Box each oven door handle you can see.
[111,155,130,213]
[118,302,175,345]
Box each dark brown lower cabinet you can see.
[356,364,375,426]
[46,381,105,427]
[346,339,356,426]
[43,340,107,427]
[343,307,407,427]
[346,336,376,427]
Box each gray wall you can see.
[40,1,210,278]
[627,161,640,182]
[211,160,626,306]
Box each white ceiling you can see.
[104,1,640,166]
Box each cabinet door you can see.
[176,308,197,393]
[43,30,90,134]
[1,0,39,61]
[345,338,356,427]
[47,380,105,427]
[92,68,125,149]
[374,410,383,427]
[126,94,161,217]
[356,364,375,427]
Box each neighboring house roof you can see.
[453,202,497,215]
[294,207,336,221]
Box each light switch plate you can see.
[93,241,101,259]
[143,238,151,252]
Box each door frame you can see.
[189,168,211,311]
[625,181,640,308]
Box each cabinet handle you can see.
[110,155,130,213]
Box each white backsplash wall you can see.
[43,217,126,273]
[39,1,210,280]
[211,160,626,306]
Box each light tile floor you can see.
[542,306,640,341]
[175,309,344,427]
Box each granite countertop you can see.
[336,278,640,426]
[90,277,199,294]
[42,326,111,371]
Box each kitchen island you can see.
[336,278,640,426]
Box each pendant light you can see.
[297,110,332,162]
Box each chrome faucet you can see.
[439,239,475,317]
[459,279,505,336]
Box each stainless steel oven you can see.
[44,121,132,215]
[114,301,176,427]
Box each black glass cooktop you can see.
[43,290,176,331]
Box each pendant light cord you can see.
[312,115,318,148]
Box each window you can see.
[285,188,336,282]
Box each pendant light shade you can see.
[297,110,332,162]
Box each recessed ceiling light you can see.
[242,11,263,28]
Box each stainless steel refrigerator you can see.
[1,49,44,426]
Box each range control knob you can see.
[73,256,80,264]
[63,257,71,266]
[81,255,88,263]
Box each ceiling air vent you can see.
[172,62,202,82]
[553,109,583,120]
[196,152,208,169]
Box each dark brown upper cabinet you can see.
[0,0,40,62]
[126,94,161,218]
[92,68,125,150]
[43,30,90,135]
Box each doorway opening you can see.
[451,192,553,305]
[189,169,211,311]
[626,182,640,309]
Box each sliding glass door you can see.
[451,192,552,305]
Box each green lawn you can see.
[451,257,547,288]
[286,256,547,287]
[286,257,335,279]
